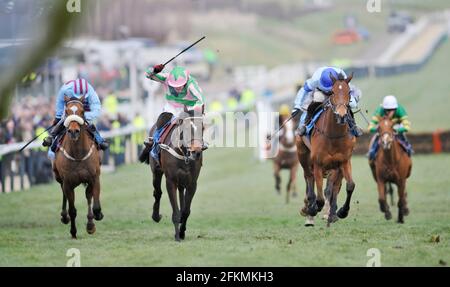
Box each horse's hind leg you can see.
[337,161,356,219]
[166,179,181,241]
[85,184,96,234]
[152,169,163,223]
[63,183,77,239]
[180,183,197,240]
[92,177,103,221]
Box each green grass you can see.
[0,147,449,266]
[355,39,450,132]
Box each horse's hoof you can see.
[86,223,96,235]
[397,218,404,224]
[337,208,349,219]
[152,213,162,223]
[308,204,318,217]
[327,215,339,225]
[403,208,410,216]
[385,212,392,220]
[317,200,325,212]
[61,216,70,225]
[299,207,308,217]
[71,233,77,239]
[304,217,315,227]
[179,231,185,240]
[174,235,181,242]
[94,211,104,221]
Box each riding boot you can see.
[348,112,363,137]
[43,121,65,147]
[297,110,313,136]
[88,124,109,150]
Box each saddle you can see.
[150,113,178,164]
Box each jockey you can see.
[368,95,412,160]
[144,64,207,151]
[291,66,363,137]
[42,78,109,151]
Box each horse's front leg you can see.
[60,183,70,224]
[85,184,95,234]
[63,183,77,239]
[92,177,103,221]
[337,160,356,219]
[166,179,181,241]
[152,169,163,223]
[396,179,408,224]
[327,170,343,226]
[376,178,391,220]
[180,182,197,240]
[313,165,325,213]
[274,163,281,194]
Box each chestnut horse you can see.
[270,114,299,203]
[53,96,103,238]
[141,107,204,241]
[296,73,356,226]
[369,115,412,223]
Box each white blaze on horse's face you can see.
[70,106,78,115]
[381,133,392,150]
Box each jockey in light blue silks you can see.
[291,66,363,137]
[43,78,109,157]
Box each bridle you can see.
[160,115,204,164]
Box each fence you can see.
[0,126,147,193]
[352,130,450,155]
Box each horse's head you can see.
[378,115,395,150]
[64,95,85,141]
[329,72,353,125]
[177,105,204,160]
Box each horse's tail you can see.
[139,144,151,165]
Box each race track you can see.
[0,148,449,266]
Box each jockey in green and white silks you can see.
[147,65,205,116]
[144,65,207,160]
[292,66,363,137]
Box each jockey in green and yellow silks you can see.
[368,95,412,160]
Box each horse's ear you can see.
[329,72,336,84]
[79,95,85,103]
[184,105,189,113]
[345,72,354,84]
[64,95,70,103]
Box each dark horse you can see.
[140,107,204,241]
[53,96,103,238]
[369,115,412,223]
[268,113,299,203]
[296,73,356,226]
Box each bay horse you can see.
[269,114,299,203]
[296,73,356,226]
[141,107,204,241]
[369,115,412,223]
[53,96,103,238]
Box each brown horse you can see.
[53,96,103,238]
[296,73,356,226]
[141,107,204,241]
[369,115,412,223]
[270,114,299,203]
